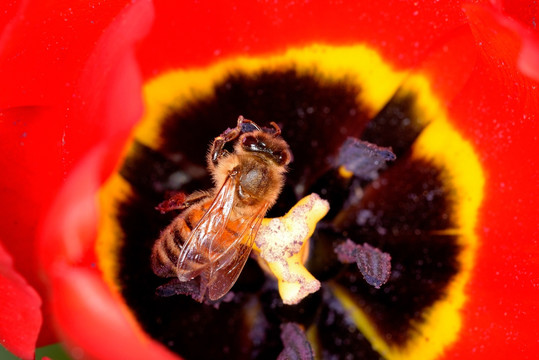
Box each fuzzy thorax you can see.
[212,153,287,209]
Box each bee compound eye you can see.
[242,135,258,148]
[281,152,289,165]
[274,150,289,165]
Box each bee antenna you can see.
[269,122,281,137]
[237,115,246,126]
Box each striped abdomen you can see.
[151,201,210,278]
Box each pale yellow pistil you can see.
[252,193,329,305]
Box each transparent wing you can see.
[207,201,269,301]
[175,175,237,282]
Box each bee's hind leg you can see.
[156,191,210,213]
[155,277,204,302]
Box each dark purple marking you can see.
[336,137,396,180]
[277,323,315,360]
[335,240,392,289]
[355,242,392,289]
[334,239,359,264]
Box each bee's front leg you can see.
[209,119,244,165]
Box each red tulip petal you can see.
[497,0,538,30]
[0,0,153,345]
[0,0,150,109]
[518,34,539,81]
[38,137,180,359]
[464,4,539,81]
[50,266,179,360]
[415,25,479,105]
[0,0,23,39]
[0,242,42,360]
[437,4,539,358]
[136,0,470,78]
[38,145,102,273]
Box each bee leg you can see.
[197,269,213,302]
[210,116,262,165]
[156,191,209,213]
[209,121,243,165]
[155,277,204,302]
[155,192,189,213]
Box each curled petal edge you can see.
[37,140,180,360]
[0,241,42,360]
[464,3,539,82]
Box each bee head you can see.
[240,131,292,166]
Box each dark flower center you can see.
[97,45,484,360]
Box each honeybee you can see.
[151,116,292,301]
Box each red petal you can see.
[464,4,539,81]
[50,267,179,360]
[0,0,153,345]
[0,0,23,39]
[415,26,479,105]
[136,0,471,78]
[38,138,180,359]
[0,242,42,360]
[0,0,150,109]
[518,34,539,81]
[441,4,539,358]
[497,0,538,30]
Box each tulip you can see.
[1,1,537,359]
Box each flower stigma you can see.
[253,193,330,305]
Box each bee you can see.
[151,116,292,301]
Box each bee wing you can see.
[206,201,269,301]
[175,175,237,282]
